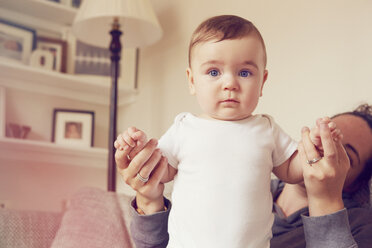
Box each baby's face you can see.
[187,35,267,121]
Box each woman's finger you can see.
[318,121,337,162]
[334,139,350,171]
[130,149,163,189]
[147,156,168,186]
[115,142,133,170]
[297,141,307,167]
[125,139,158,178]
[136,149,162,181]
[301,126,321,164]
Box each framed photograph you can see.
[0,19,36,64]
[52,109,94,147]
[66,31,139,89]
[36,36,68,72]
[0,86,5,138]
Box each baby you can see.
[115,15,340,248]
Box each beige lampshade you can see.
[72,0,162,48]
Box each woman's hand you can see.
[115,138,168,215]
[299,119,350,216]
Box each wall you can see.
[117,0,372,193]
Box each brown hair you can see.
[188,15,267,67]
[334,104,372,205]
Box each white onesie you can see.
[158,112,297,248]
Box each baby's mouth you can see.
[222,99,239,103]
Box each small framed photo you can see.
[0,86,5,138]
[52,109,94,147]
[36,36,68,72]
[0,19,36,64]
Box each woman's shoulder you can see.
[346,206,372,246]
[347,206,372,223]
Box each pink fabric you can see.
[51,187,133,248]
[0,209,61,248]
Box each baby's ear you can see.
[186,68,196,95]
[260,69,269,97]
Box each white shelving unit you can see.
[0,0,138,106]
[0,0,136,162]
[0,137,107,168]
[0,59,137,106]
[0,0,76,34]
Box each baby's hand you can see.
[114,127,147,153]
[310,117,343,152]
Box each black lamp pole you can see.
[108,18,122,192]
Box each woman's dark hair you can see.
[334,104,372,204]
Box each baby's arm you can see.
[114,127,177,183]
[273,151,303,184]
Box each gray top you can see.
[130,180,372,247]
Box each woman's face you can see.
[332,114,372,190]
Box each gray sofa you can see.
[0,187,135,248]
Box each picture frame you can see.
[66,31,139,89]
[52,109,94,147]
[36,36,68,72]
[0,86,5,138]
[0,19,36,64]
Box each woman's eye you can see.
[346,152,354,167]
[208,69,219,77]
[239,70,251,77]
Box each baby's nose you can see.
[222,75,239,90]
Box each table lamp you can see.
[72,0,162,191]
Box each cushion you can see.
[51,187,134,248]
[0,209,62,248]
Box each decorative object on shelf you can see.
[36,36,68,72]
[61,0,82,8]
[0,86,5,137]
[6,123,31,139]
[74,40,111,76]
[72,0,162,191]
[71,0,82,8]
[0,19,36,64]
[52,109,95,147]
[29,49,54,70]
[66,31,139,89]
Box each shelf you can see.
[0,137,107,169]
[0,0,77,30]
[0,59,138,106]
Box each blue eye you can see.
[239,70,251,77]
[208,69,219,77]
